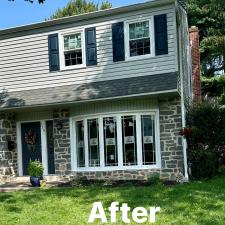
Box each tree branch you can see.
[8,0,45,3]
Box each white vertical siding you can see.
[70,97,158,117]
[15,97,158,121]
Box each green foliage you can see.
[189,148,218,179]
[147,174,162,185]
[28,160,44,177]
[100,0,112,10]
[187,102,225,149]
[186,102,225,178]
[180,0,225,77]
[50,0,112,19]
[218,165,225,174]
[201,75,225,97]
[219,93,225,105]
[201,75,225,104]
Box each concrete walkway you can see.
[0,176,67,192]
[0,182,32,192]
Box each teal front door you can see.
[21,122,42,175]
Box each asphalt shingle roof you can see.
[0,72,178,109]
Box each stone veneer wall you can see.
[73,169,160,181]
[53,109,71,175]
[0,112,17,178]
[0,97,184,181]
[69,97,184,181]
[159,97,184,180]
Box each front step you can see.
[12,175,65,184]
[0,175,69,192]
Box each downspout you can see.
[175,1,189,181]
[181,82,189,182]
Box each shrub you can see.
[147,174,162,185]
[186,102,225,150]
[28,160,44,177]
[219,93,225,105]
[188,148,218,179]
[185,102,225,179]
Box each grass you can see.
[1,176,225,225]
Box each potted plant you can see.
[28,160,44,187]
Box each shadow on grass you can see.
[1,176,225,224]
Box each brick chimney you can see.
[189,26,201,103]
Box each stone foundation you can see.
[71,169,160,180]
[0,112,17,179]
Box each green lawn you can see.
[1,176,225,225]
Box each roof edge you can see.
[0,89,178,112]
[0,0,175,36]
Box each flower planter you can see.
[30,176,41,187]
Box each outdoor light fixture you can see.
[8,140,16,151]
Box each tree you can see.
[50,0,112,20]
[181,0,225,77]
[9,0,45,3]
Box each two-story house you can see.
[0,0,197,181]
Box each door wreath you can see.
[25,129,36,151]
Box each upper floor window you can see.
[125,18,154,60]
[60,30,86,70]
[64,33,82,66]
[129,21,150,57]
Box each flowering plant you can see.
[179,127,192,137]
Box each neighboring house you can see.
[0,0,199,181]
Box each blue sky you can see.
[0,0,146,29]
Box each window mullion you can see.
[136,114,143,166]
[73,121,77,170]
[84,118,89,168]
[117,115,123,168]
[155,112,161,168]
[99,117,105,168]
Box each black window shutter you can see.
[48,34,60,72]
[154,14,168,55]
[112,22,125,62]
[85,27,97,66]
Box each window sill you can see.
[60,64,87,72]
[72,165,161,172]
[125,54,155,62]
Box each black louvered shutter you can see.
[112,22,125,62]
[48,34,60,71]
[154,14,168,55]
[85,27,97,66]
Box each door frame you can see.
[17,120,52,176]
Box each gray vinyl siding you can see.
[0,4,178,93]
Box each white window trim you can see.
[124,16,155,61]
[71,111,161,172]
[59,28,86,71]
